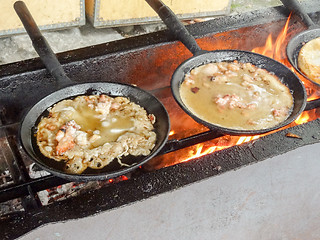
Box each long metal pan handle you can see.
[280,0,316,28]
[145,0,204,56]
[14,1,73,87]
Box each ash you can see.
[37,176,130,206]
[0,172,22,217]
[0,198,24,217]
[37,181,102,205]
[28,163,131,206]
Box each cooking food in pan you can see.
[15,1,169,181]
[36,94,157,174]
[279,0,320,86]
[146,0,306,135]
[180,61,294,130]
[298,37,320,84]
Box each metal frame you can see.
[0,0,86,38]
[87,0,231,28]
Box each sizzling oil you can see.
[180,62,293,130]
[63,104,134,146]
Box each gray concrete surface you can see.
[19,142,320,240]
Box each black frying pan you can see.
[15,1,170,181]
[280,0,320,86]
[146,0,307,135]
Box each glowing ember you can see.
[181,135,262,162]
[295,111,317,125]
[182,144,221,162]
[121,175,128,181]
[236,135,261,145]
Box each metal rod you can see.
[145,0,203,55]
[14,1,73,88]
[158,130,224,155]
[0,175,68,203]
[280,0,317,28]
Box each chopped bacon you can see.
[89,134,101,143]
[110,102,121,110]
[217,62,228,72]
[191,87,200,93]
[247,103,257,110]
[225,70,238,78]
[213,75,228,83]
[84,96,95,104]
[272,107,288,118]
[227,63,240,72]
[45,124,57,131]
[242,63,256,73]
[214,94,256,110]
[55,120,80,155]
[215,94,231,107]
[148,114,156,124]
[98,94,107,103]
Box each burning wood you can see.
[285,132,302,139]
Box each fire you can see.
[252,34,274,57]
[236,135,260,145]
[294,110,318,125]
[107,175,128,183]
[183,135,261,162]
[182,144,220,162]
[294,113,309,125]
[252,13,291,62]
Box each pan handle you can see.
[14,1,73,88]
[145,0,205,56]
[280,0,316,28]
[304,98,320,111]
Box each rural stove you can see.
[1,2,320,239]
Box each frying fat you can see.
[180,61,293,130]
[36,95,156,174]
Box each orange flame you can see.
[182,135,262,162]
[182,144,219,162]
[294,113,309,125]
[236,135,261,145]
[252,34,274,57]
[252,13,291,62]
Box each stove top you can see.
[1,3,320,239]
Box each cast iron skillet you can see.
[15,1,170,181]
[145,0,307,136]
[280,0,320,86]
